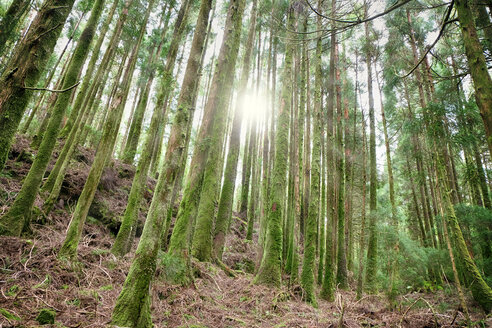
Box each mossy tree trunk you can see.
[0,0,76,172]
[58,2,151,260]
[364,10,378,293]
[213,0,257,259]
[320,0,336,302]
[58,0,121,139]
[356,84,368,300]
[191,0,246,262]
[375,61,399,296]
[240,123,253,215]
[40,0,127,205]
[0,0,106,236]
[254,0,294,287]
[111,1,214,323]
[301,7,321,305]
[120,5,173,165]
[0,0,31,58]
[162,0,222,282]
[336,46,348,290]
[455,0,492,155]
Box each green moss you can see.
[160,251,192,285]
[36,308,56,325]
[0,308,21,322]
[255,1,295,289]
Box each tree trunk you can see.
[254,0,294,287]
[111,0,191,257]
[0,0,31,57]
[191,0,246,262]
[455,0,492,156]
[214,0,257,258]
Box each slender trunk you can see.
[336,49,348,290]
[190,0,246,262]
[455,0,492,156]
[214,0,257,257]
[301,4,321,303]
[320,0,336,301]
[356,95,368,300]
[0,0,31,57]
[254,0,294,287]
[111,0,215,323]
[121,5,173,164]
[0,0,104,236]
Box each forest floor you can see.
[0,136,490,328]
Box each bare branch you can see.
[398,1,455,78]
[23,81,80,93]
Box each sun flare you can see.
[240,92,268,123]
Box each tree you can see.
[455,0,492,156]
[213,0,258,259]
[255,0,294,287]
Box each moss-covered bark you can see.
[364,12,378,293]
[58,0,120,139]
[214,0,257,258]
[41,0,127,201]
[0,0,105,236]
[58,7,148,259]
[375,61,398,295]
[0,0,76,172]
[240,123,253,215]
[300,10,321,304]
[437,157,492,313]
[0,0,31,57]
[456,0,492,156]
[161,0,218,283]
[356,86,367,300]
[254,0,294,287]
[191,0,246,262]
[320,0,336,302]
[336,75,347,290]
[120,7,173,165]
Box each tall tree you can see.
[364,6,378,293]
[455,0,492,156]
[213,0,258,259]
[254,0,294,287]
[111,0,191,257]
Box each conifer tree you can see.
[255,0,294,287]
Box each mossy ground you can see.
[0,136,490,327]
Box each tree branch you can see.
[23,81,80,93]
[399,0,455,78]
